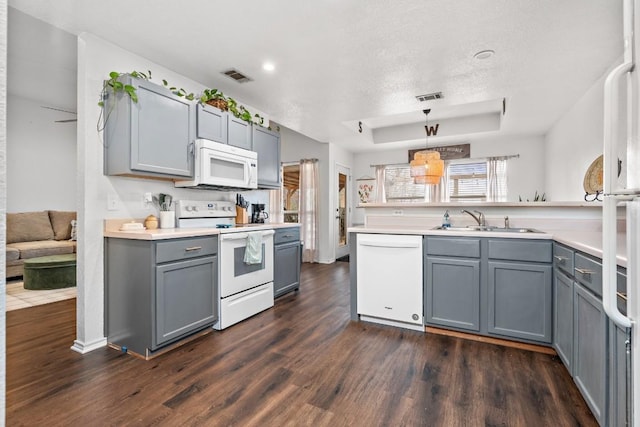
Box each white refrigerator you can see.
[603,0,640,424]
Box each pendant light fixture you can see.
[410,109,444,184]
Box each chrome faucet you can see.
[461,209,486,227]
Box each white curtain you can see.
[299,158,319,263]
[374,165,386,203]
[487,157,508,202]
[268,188,284,223]
[268,165,284,223]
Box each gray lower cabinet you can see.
[487,260,552,343]
[103,75,194,179]
[252,126,281,189]
[105,236,218,357]
[274,227,301,298]
[425,257,480,331]
[553,269,574,373]
[196,103,227,143]
[609,321,630,427]
[573,283,607,426]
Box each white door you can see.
[335,164,350,260]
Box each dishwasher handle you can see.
[358,241,421,249]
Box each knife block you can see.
[235,206,249,224]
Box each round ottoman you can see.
[23,254,77,290]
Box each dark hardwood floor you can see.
[7,262,596,426]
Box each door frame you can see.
[334,163,351,260]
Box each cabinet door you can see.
[228,116,252,150]
[104,77,194,178]
[196,104,227,143]
[252,126,281,189]
[609,321,629,427]
[154,256,217,348]
[274,242,301,298]
[487,261,552,343]
[573,284,606,425]
[425,257,480,331]
[553,269,574,373]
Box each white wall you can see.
[74,33,271,353]
[350,135,546,224]
[545,69,608,201]
[280,124,333,262]
[7,94,77,212]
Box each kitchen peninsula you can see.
[349,202,628,426]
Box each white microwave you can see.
[175,139,258,190]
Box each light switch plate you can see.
[107,195,119,211]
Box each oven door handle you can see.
[220,230,275,241]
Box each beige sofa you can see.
[6,211,77,279]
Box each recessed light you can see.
[473,49,495,60]
[262,62,275,72]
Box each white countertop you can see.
[104,222,299,241]
[348,225,628,268]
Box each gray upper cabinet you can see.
[228,115,253,150]
[252,126,281,189]
[487,260,552,343]
[104,75,194,179]
[196,103,227,143]
[425,256,480,331]
[553,269,574,373]
[573,283,607,425]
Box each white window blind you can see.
[448,162,487,201]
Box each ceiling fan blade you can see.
[41,105,77,115]
[54,119,78,123]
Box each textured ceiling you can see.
[8,0,623,152]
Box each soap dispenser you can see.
[442,210,451,228]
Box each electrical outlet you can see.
[107,195,119,211]
[393,210,403,216]
[143,192,153,205]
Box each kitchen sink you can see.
[432,226,542,233]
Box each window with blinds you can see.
[384,165,427,200]
[448,162,488,201]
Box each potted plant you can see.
[97,70,151,131]
[200,88,228,111]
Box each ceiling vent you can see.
[415,92,443,102]
[222,69,253,83]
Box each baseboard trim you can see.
[425,326,556,355]
[70,337,108,354]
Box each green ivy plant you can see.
[162,79,195,101]
[98,69,268,128]
[98,69,151,107]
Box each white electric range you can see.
[175,200,274,330]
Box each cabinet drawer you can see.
[274,227,300,245]
[488,239,552,263]
[156,236,217,263]
[553,243,574,275]
[426,237,480,258]
[574,253,602,297]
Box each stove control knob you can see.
[193,206,199,212]
[185,206,192,212]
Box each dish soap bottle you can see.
[442,210,451,228]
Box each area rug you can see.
[5,280,76,311]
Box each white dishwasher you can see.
[356,233,424,332]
